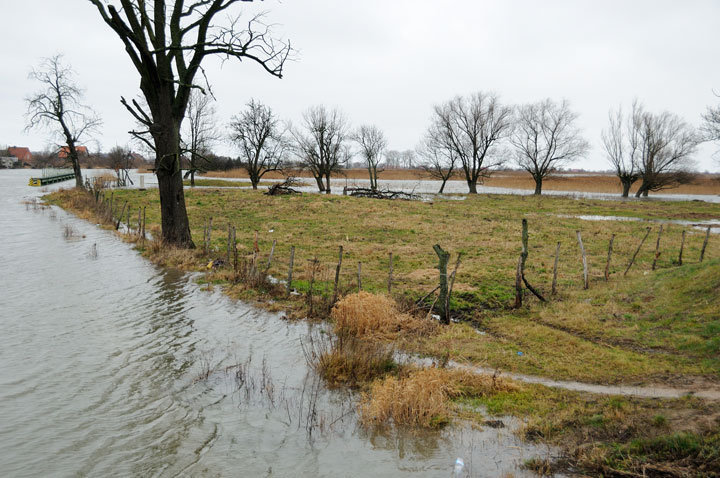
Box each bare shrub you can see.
[63,223,78,239]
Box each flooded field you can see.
[0,169,555,476]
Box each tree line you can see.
[21,1,720,247]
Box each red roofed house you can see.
[58,146,89,159]
[8,147,32,164]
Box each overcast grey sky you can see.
[2,0,720,171]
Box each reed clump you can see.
[331,292,434,340]
[360,367,520,428]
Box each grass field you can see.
[204,168,720,196]
[46,186,720,476]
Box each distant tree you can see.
[510,99,589,195]
[183,91,219,187]
[87,0,290,247]
[352,125,387,191]
[701,98,720,167]
[229,99,287,189]
[633,110,699,197]
[601,102,643,197]
[432,92,512,194]
[401,149,415,169]
[417,127,458,194]
[292,106,349,194]
[385,150,401,169]
[25,55,101,188]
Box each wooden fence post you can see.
[678,230,686,265]
[265,239,277,272]
[332,246,343,304]
[141,207,146,240]
[624,227,651,276]
[286,246,295,298]
[115,201,127,230]
[514,256,523,308]
[605,234,615,281]
[207,217,213,254]
[226,224,232,265]
[433,244,450,324]
[652,226,664,271]
[552,242,561,294]
[700,226,711,262]
[387,252,394,295]
[519,219,546,301]
[357,262,363,292]
[576,230,588,290]
[137,207,142,237]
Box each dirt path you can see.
[448,360,720,400]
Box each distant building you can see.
[1,156,18,168]
[58,146,89,158]
[8,146,32,165]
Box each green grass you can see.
[47,187,720,384]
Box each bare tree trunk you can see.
[438,179,448,194]
[621,179,632,198]
[467,180,478,194]
[314,175,325,192]
[154,121,194,247]
[533,176,542,195]
[190,169,196,187]
[324,174,331,194]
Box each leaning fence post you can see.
[576,231,589,290]
[700,226,711,262]
[678,230,686,265]
[115,201,127,230]
[265,239,277,272]
[552,242,561,294]
[433,244,450,324]
[514,255,523,308]
[605,234,615,281]
[519,219,546,302]
[387,252,394,295]
[652,225,664,271]
[357,262,363,292]
[332,246,343,304]
[624,227,652,276]
[286,246,295,298]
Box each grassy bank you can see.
[46,186,720,475]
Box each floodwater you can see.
[196,172,720,204]
[0,169,555,477]
[553,214,720,234]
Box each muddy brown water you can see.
[0,170,556,477]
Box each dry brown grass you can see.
[360,367,520,428]
[303,332,398,388]
[331,292,434,340]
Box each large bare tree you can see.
[701,99,720,162]
[633,110,699,197]
[87,0,290,247]
[292,106,349,194]
[417,126,458,194]
[25,55,101,188]
[229,99,286,189]
[183,90,219,186]
[510,99,589,195]
[352,125,387,191]
[601,102,643,197]
[432,92,512,194]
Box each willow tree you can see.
[87,0,290,246]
